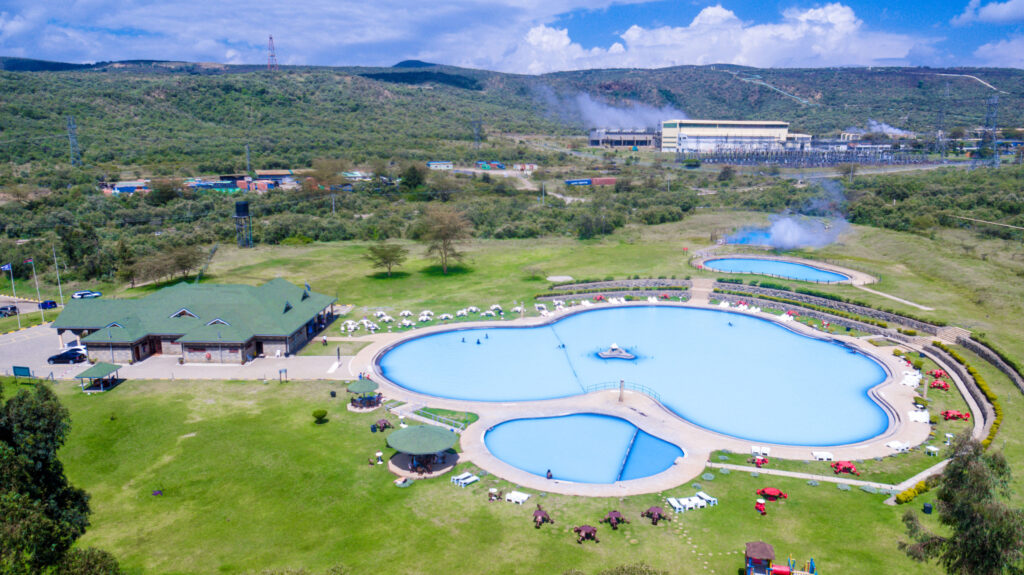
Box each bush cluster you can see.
[895,479,936,505]
[933,342,1003,447]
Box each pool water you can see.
[703,257,849,283]
[379,306,888,446]
[484,414,684,484]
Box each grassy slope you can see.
[34,211,1024,574]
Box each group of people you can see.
[351,393,383,408]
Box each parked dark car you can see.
[38,300,58,309]
[0,305,18,317]
[47,349,87,364]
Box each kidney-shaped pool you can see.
[377,306,889,446]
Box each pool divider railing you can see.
[584,381,662,404]
[616,428,641,482]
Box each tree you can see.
[0,384,121,574]
[901,433,1024,575]
[420,204,471,274]
[146,179,180,206]
[717,165,735,181]
[363,242,408,277]
[169,245,205,278]
[400,165,425,190]
[837,163,859,182]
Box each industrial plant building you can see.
[589,128,661,149]
[661,120,810,152]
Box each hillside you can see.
[1,59,1022,180]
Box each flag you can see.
[23,258,33,264]
[0,263,10,271]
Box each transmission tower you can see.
[470,119,483,151]
[972,95,999,169]
[937,81,949,160]
[267,35,279,71]
[66,116,81,167]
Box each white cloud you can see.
[953,0,1024,25]
[500,3,933,73]
[974,35,1024,66]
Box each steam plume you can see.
[534,86,687,129]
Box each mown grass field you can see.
[14,210,1024,574]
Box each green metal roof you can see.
[75,362,121,380]
[347,380,378,394]
[55,278,335,345]
[386,425,458,455]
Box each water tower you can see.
[234,201,253,248]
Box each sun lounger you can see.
[506,491,530,504]
[450,471,472,485]
[751,445,762,456]
[458,474,480,487]
[666,497,685,513]
[687,496,707,509]
[812,451,834,461]
[908,411,930,423]
[696,491,718,506]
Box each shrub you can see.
[701,473,715,481]
[860,485,878,494]
[281,234,314,245]
[837,484,851,491]
[893,349,905,357]
[312,409,328,423]
[807,480,819,487]
[717,278,743,285]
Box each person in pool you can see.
[546,469,553,479]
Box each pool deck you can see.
[349,300,954,496]
[690,253,877,285]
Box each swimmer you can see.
[461,337,465,343]
[546,469,553,479]
[476,339,481,345]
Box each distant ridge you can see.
[0,56,95,72]
[393,60,437,68]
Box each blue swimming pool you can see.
[484,414,684,483]
[703,258,849,283]
[378,306,889,446]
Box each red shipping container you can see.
[592,177,617,186]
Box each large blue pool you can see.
[378,307,889,446]
[703,257,849,283]
[485,414,683,484]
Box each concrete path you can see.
[707,462,898,491]
[688,278,714,305]
[115,354,344,381]
[855,285,934,311]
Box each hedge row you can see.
[713,289,890,329]
[535,286,689,299]
[933,341,1003,448]
[969,333,1024,386]
[740,280,947,326]
[896,478,939,505]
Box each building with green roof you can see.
[52,279,336,364]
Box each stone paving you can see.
[351,299,963,495]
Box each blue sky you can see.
[0,1,1022,72]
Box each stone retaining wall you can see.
[955,337,1024,394]
[537,291,689,302]
[925,344,995,437]
[713,293,910,342]
[714,283,939,334]
[553,279,693,291]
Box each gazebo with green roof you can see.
[74,362,122,392]
[52,279,336,365]
[386,425,458,455]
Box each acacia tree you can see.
[363,242,408,277]
[420,204,471,275]
[901,433,1024,575]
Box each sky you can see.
[0,1,1022,73]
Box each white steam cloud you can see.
[730,216,849,250]
[847,120,915,137]
[535,87,686,129]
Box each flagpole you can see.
[30,259,44,322]
[52,244,65,306]
[6,265,20,329]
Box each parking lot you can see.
[0,324,83,379]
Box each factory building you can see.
[661,120,809,152]
[589,128,661,149]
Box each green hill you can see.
[0,59,1022,178]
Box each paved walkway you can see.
[855,285,934,311]
[350,300,956,495]
[688,278,714,305]
[707,462,898,491]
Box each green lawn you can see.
[15,210,1024,574]
[0,308,60,332]
[39,378,937,575]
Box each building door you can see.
[255,341,264,357]
[151,337,163,355]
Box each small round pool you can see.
[703,257,849,283]
[484,414,684,484]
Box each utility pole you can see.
[66,116,81,167]
[937,81,949,160]
[470,120,483,151]
[27,258,43,322]
[331,193,336,215]
[52,244,64,305]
